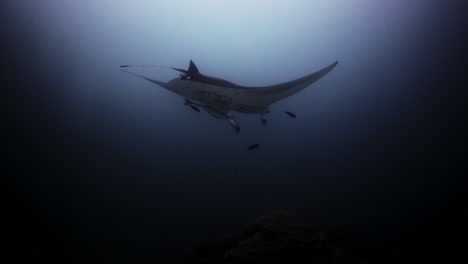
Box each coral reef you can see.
[185,211,360,264]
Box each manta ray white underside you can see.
[121,60,337,133]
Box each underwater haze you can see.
[4,0,467,263]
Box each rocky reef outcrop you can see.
[184,211,361,264]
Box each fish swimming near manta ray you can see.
[285,111,296,118]
[121,60,337,133]
[189,105,200,112]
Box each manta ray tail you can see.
[120,64,187,74]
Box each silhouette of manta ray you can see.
[121,60,337,133]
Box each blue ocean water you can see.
[4,1,466,263]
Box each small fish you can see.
[285,111,296,118]
[247,144,260,150]
[190,105,200,112]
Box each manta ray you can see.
[120,60,337,133]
